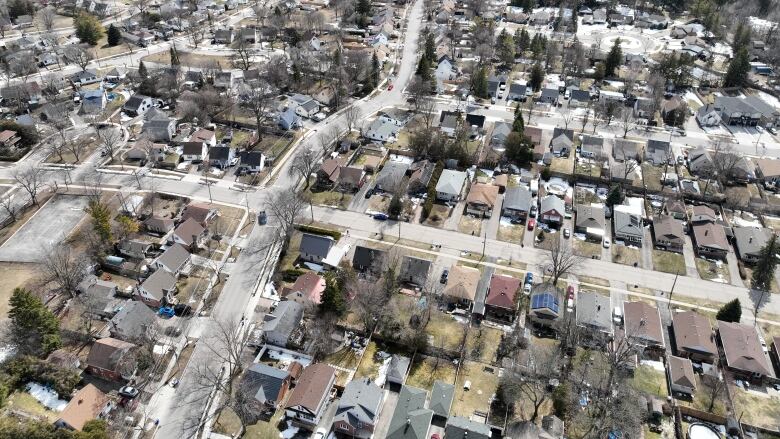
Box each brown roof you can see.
[493,174,508,188]
[665,199,686,214]
[287,361,304,380]
[284,363,336,412]
[47,349,80,369]
[57,384,109,431]
[486,274,520,309]
[466,183,499,208]
[319,158,341,182]
[338,166,364,186]
[0,130,17,142]
[718,321,773,377]
[442,265,481,302]
[181,202,215,224]
[692,222,729,251]
[623,301,665,347]
[191,128,216,143]
[691,204,717,220]
[525,126,543,146]
[174,218,205,246]
[291,271,326,304]
[668,356,696,389]
[672,311,716,356]
[654,215,684,242]
[755,158,780,178]
[86,337,136,372]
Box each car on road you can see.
[523,282,532,295]
[563,228,570,238]
[373,213,388,221]
[257,211,267,225]
[603,238,610,248]
[756,126,764,133]
[527,218,535,231]
[530,205,537,217]
[769,127,778,135]
[387,83,394,91]
[440,269,449,284]
[119,386,139,398]
[364,188,374,198]
[169,378,179,388]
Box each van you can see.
[613,306,623,326]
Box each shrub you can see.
[3,355,81,396]
[295,224,341,240]
[281,269,305,282]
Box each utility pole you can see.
[667,269,679,311]
[481,228,487,259]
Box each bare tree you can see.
[266,187,307,240]
[65,46,94,71]
[561,106,576,130]
[344,105,360,134]
[231,38,254,71]
[711,141,744,185]
[350,278,387,335]
[413,96,438,130]
[0,192,18,222]
[96,126,124,167]
[242,81,275,143]
[543,235,584,285]
[64,139,87,163]
[10,57,38,82]
[13,165,45,206]
[288,145,323,190]
[189,23,207,47]
[42,244,89,298]
[46,139,67,163]
[619,106,639,138]
[38,6,57,31]
[500,343,556,421]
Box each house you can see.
[429,380,454,420]
[209,146,235,169]
[539,88,560,105]
[465,183,499,217]
[81,89,107,114]
[435,56,456,81]
[442,265,481,309]
[407,160,435,195]
[485,274,520,322]
[744,95,780,127]
[289,94,320,119]
[71,69,101,86]
[123,94,153,116]
[263,300,303,347]
[47,349,81,372]
[668,356,697,396]
[137,269,177,308]
[692,222,729,259]
[673,311,716,363]
[399,256,432,286]
[487,75,501,97]
[336,166,366,192]
[14,14,33,28]
[214,71,235,89]
[386,386,432,439]
[104,67,128,82]
[445,416,492,439]
[613,205,643,246]
[214,28,233,44]
[688,147,714,175]
[173,218,207,249]
[181,141,207,162]
[118,239,152,260]
[299,233,335,264]
[718,321,774,381]
[575,204,606,242]
[153,243,191,276]
[529,288,561,325]
[691,205,717,223]
[240,27,256,43]
[181,202,217,226]
[733,227,774,263]
[284,363,337,426]
[539,195,565,226]
[580,135,604,159]
[317,158,342,186]
[696,104,722,127]
[239,151,266,173]
[365,118,401,142]
[144,216,175,235]
[238,363,291,416]
[387,355,411,386]
[86,338,137,382]
[714,96,762,126]
[332,379,384,438]
[144,116,176,142]
[491,121,512,147]
[435,169,468,201]
[77,276,121,318]
[54,384,110,431]
[287,272,326,306]
[613,139,642,162]
[575,291,613,346]
[501,186,532,220]
[109,301,158,341]
[508,83,528,101]
[550,128,574,156]
[665,200,687,220]
[279,106,302,130]
[623,301,665,351]
[190,128,217,146]
[1,82,42,106]
[653,215,685,253]
[645,139,671,165]
[754,158,780,185]
[375,161,410,192]
[352,245,387,273]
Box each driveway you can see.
[372,389,399,439]
[725,251,745,287]
[349,177,374,212]
[443,200,465,231]
[483,196,503,240]
[601,221,613,262]
[682,235,700,278]
[640,227,653,270]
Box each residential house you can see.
[144,116,176,142]
[122,94,153,116]
[238,363,291,417]
[284,363,337,426]
[623,301,665,352]
[465,183,499,217]
[645,139,671,165]
[487,75,502,98]
[445,416,491,439]
[435,169,468,201]
[407,160,435,195]
[263,300,304,347]
[665,200,687,220]
[375,161,410,192]
[580,135,605,160]
[429,381,454,421]
[144,216,175,235]
[501,185,532,220]
[539,88,560,105]
[290,94,320,119]
[653,215,685,253]
[435,56,456,81]
[575,204,606,242]
[287,272,326,306]
[673,311,717,363]
[190,128,217,146]
[692,222,729,259]
[299,233,335,264]
[137,269,177,308]
[696,104,722,127]
[754,158,780,185]
[508,83,528,101]
[550,128,574,156]
[153,243,191,276]
[688,147,714,175]
[744,95,780,127]
[613,139,642,162]
[613,205,643,246]
[316,158,342,187]
[332,379,384,438]
[81,89,107,114]
[633,97,654,119]
[491,121,512,147]
[214,28,233,44]
[85,338,137,381]
[442,264,481,309]
[214,71,234,89]
[386,355,410,387]
[399,256,432,286]
[240,27,256,43]
[365,118,401,142]
[105,67,128,82]
[118,239,152,260]
[569,89,591,107]
[109,301,158,341]
[1,82,42,107]
[352,245,387,273]
[713,96,762,126]
[172,218,207,250]
[575,291,613,346]
[599,90,624,103]
[718,321,774,381]
[47,350,81,372]
[181,141,207,162]
[539,195,565,226]
[14,14,33,28]
[54,384,111,431]
[70,69,101,86]
[733,227,774,263]
[484,274,520,322]
[77,276,121,318]
[279,106,302,130]
[336,166,365,192]
[668,356,697,396]
[386,386,432,439]
[209,146,235,169]
[239,151,266,173]
[181,202,217,225]
[529,287,561,325]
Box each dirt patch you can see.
[458,215,483,236]
[0,262,40,318]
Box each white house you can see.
[696,104,722,127]
[289,94,320,119]
[435,169,468,201]
[365,118,400,142]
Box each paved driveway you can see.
[682,235,700,278]
[372,389,399,439]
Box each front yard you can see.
[574,239,602,258]
[306,186,353,209]
[497,222,525,243]
[458,214,483,236]
[653,250,686,274]
[695,257,731,283]
[423,204,452,227]
[612,245,641,266]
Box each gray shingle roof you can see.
[376,161,410,191]
[387,386,432,439]
[156,243,190,272]
[613,208,643,238]
[241,363,289,405]
[140,269,177,300]
[445,416,492,439]
[575,291,612,332]
[399,257,431,285]
[263,301,303,346]
[503,186,532,211]
[429,380,455,418]
[352,245,387,271]
[109,301,157,341]
[299,233,334,259]
[387,355,410,382]
[576,204,605,230]
[540,195,564,215]
[333,378,384,428]
[733,227,773,259]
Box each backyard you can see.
[425,310,469,352]
[730,385,780,430]
[452,361,500,419]
[465,326,503,365]
[405,354,457,391]
[630,363,668,398]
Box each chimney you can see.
[705,230,708,236]
[749,237,753,243]
[597,305,601,311]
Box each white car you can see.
[603,238,611,248]
[313,428,329,439]
[523,283,532,295]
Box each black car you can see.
[364,188,374,199]
[440,269,449,284]
[174,304,193,317]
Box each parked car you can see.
[373,213,388,220]
[527,218,535,231]
[440,269,449,284]
[613,306,623,326]
[563,228,570,238]
[530,205,537,217]
[174,304,192,316]
[523,283,532,295]
[387,83,394,91]
[313,428,329,439]
[365,188,374,198]
[158,307,175,318]
[603,238,610,248]
[525,272,533,284]
[257,211,267,225]
[119,386,139,398]
[169,378,179,388]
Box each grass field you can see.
[653,250,685,274]
[0,262,39,319]
[497,223,525,244]
[452,361,500,418]
[406,355,457,390]
[3,391,59,422]
[695,257,730,283]
[465,326,503,364]
[458,215,483,236]
[424,204,451,227]
[612,245,641,266]
[630,364,668,398]
[324,346,360,371]
[730,385,780,430]
[574,239,602,258]
[307,187,353,209]
[426,310,469,352]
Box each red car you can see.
[567,285,575,300]
[527,218,535,231]
[387,83,394,90]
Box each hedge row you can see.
[421,161,445,220]
[296,224,342,240]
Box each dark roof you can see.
[109,301,157,341]
[284,363,336,412]
[263,300,303,344]
[86,337,136,372]
[719,321,773,377]
[387,386,432,439]
[240,363,290,405]
[333,378,384,427]
[486,274,520,309]
[673,311,716,356]
[182,141,204,155]
[503,185,532,211]
[430,380,455,418]
[624,301,665,347]
[240,151,265,166]
[387,355,411,382]
[124,94,150,111]
[352,245,387,270]
[445,416,492,439]
[552,127,574,142]
[299,233,334,258]
[570,89,590,102]
[209,146,232,161]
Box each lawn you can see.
[142,50,228,69]
[458,215,483,236]
[574,239,602,258]
[730,385,780,430]
[641,163,664,192]
[0,262,39,319]
[425,310,469,352]
[406,354,457,390]
[3,391,59,422]
[465,326,503,364]
[244,409,286,439]
[452,361,500,418]
[324,346,361,371]
[630,364,668,398]
[653,250,686,274]
[695,257,730,283]
[367,194,390,213]
[423,204,451,227]
[354,342,383,381]
[612,245,641,266]
[279,231,302,271]
[497,223,525,244]
[550,155,574,175]
[575,160,602,178]
[307,187,353,209]
[678,376,728,417]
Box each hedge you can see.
[295,224,342,240]
[421,161,445,221]
[3,355,81,396]
[281,269,306,282]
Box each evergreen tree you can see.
[606,184,623,207]
[496,29,516,66]
[424,30,436,63]
[751,235,779,292]
[416,55,432,84]
[107,24,121,47]
[605,37,622,77]
[74,12,104,46]
[594,62,605,82]
[716,298,742,322]
[138,61,148,79]
[504,132,533,164]
[356,0,371,17]
[370,52,380,89]
[471,65,489,98]
[529,63,544,92]
[723,48,750,88]
[319,273,345,315]
[388,192,403,218]
[8,288,61,355]
[732,21,751,52]
[512,108,524,133]
[515,28,530,57]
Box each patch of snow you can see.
[280,421,299,438]
[26,383,67,412]
[0,344,16,363]
[374,357,391,387]
[639,360,665,371]
[682,90,703,107]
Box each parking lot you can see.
[0,194,89,262]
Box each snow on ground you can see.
[756,91,780,109]
[26,383,67,412]
[374,357,391,387]
[640,359,665,371]
[280,421,299,438]
[682,90,703,107]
